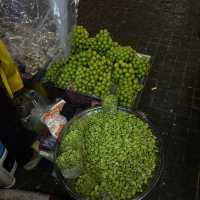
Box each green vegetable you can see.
[44,26,150,107]
[71,25,90,53]
[106,46,136,63]
[60,130,82,151]
[103,94,118,112]
[131,55,149,79]
[56,146,81,169]
[57,97,158,200]
[75,174,97,197]
[90,29,113,55]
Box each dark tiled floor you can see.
[78,0,200,199]
[14,0,200,199]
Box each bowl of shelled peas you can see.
[54,95,164,200]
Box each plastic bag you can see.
[41,99,67,139]
[14,90,49,131]
[0,0,79,78]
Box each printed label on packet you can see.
[41,100,67,139]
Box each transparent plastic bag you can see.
[41,99,67,139]
[15,90,49,131]
[0,0,79,78]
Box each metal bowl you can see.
[54,107,165,200]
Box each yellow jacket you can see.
[0,40,23,98]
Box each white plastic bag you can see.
[0,0,79,78]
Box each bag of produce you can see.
[0,0,79,78]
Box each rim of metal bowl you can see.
[54,107,165,200]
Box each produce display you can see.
[56,95,158,200]
[44,26,150,107]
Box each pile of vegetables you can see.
[56,95,158,200]
[44,26,149,107]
